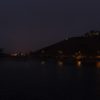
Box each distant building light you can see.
[95,32,99,35]
[58,50,63,54]
[11,53,18,57]
[57,61,63,66]
[85,31,100,37]
[21,53,24,55]
[11,52,26,57]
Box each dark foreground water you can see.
[0,59,99,100]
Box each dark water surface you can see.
[0,59,99,100]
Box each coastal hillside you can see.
[31,31,100,57]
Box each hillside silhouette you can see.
[31,30,100,58]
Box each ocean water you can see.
[0,59,99,100]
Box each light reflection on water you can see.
[76,60,82,67]
[57,60,64,66]
[0,59,99,99]
[96,61,100,68]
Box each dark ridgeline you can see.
[30,30,100,58]
[0,30,100,59]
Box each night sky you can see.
[0,0,100,53]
